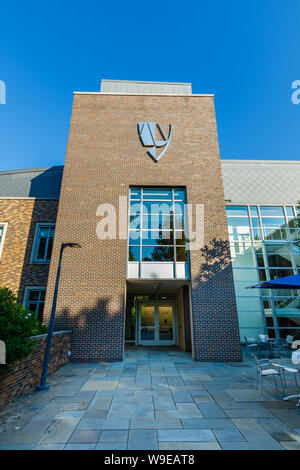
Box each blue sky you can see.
[0,0,299,170]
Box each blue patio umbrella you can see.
[247,273,300,289]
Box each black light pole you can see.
[37,242,81,391]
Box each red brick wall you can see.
[43,92,241,362]
[0,330,71,408]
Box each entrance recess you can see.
[138,303,176,346]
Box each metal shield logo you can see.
[138,122,172,162]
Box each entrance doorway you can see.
[137,302,176,346]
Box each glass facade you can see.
[226,205,300,340]
[128,187,189,278]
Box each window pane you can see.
[130,188,141,200]
[36,238,47,259]
[228,217,251,241]
[263,228,288,241]
[129,215,141,230]
[227,217,250,227]
[142,214,173,230]
[176,247,188,262]
[256,254,265,268]
[260,206,284,217]
[142,230,173,245]
[129,230,140,244]
[40,290,46,301]
[130,201,141,215]
[128,246,140,261]
[251,217,260,227]
[265,243,290,253]
[142,189,172,200]
[142,246,174,261]
[142,201,173,214]
[39,227,49,237]
[174,201,185,215]
[250,206,259,217]
[140,305,155,326]
[174,215,184,230]
[286,207,294,219]
[267,254,293,268]
[290,229,300,241]
[28,303,38,313]
[288,218,300,228]
[259,269,267,281]
[226,206,248,216]
[175,231,187,245]
[28,290,40,300]
[159,328,173,340]
[253,228,262,240]
[174,189,186,201]
[46,237,53,260]
[261,217,286,228]
[269,269,294,280]
[141,328,154,340]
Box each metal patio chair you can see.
[272,338,289,358]
[252,354,284,394]
[244,336,259,356]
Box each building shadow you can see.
[190,237,242,362]
[18,167,62,305]
[53,299,125,363]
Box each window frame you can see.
[0,222,8,261]
[30,223,55,264]
[23,286,47,321]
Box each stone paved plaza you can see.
[0,347,300,450]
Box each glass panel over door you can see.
[140,305,155,341]
[158,305,173,341]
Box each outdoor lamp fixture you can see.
[36,242,81,391]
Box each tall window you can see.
[24,287,46,322]
[128,188,189,279]
[129,187,188,263]
[32,224,55,262]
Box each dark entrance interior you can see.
[125,280,192,352]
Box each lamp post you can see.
[37,242,81,391]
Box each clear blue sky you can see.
[0,0,300,170]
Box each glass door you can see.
[139,303,175,346]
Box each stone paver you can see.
[1,347,300,449]
[128,430,158,450]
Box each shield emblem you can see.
[138,122,172,162]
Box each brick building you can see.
[1,80,299,362]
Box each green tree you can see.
[0,287,47,373]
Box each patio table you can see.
[271,358,300,405]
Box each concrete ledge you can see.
[30,330,72,340]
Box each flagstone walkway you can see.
[0,347,300,450]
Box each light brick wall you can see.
[43,93,242,362]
